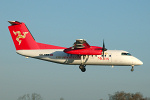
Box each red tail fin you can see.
[8,21,39,50]
[8,21,66,50]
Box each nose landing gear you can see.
[131,65,134,72]
[79,65,86,72]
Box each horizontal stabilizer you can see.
[8,21,21,25]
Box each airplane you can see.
[8,21,143,72]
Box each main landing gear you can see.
[79,65,86,72]
[131,65,134,72]
[79,55,87,72]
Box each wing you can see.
[64,39,102,55]
[64,39,103,55]
[72,39,90,49]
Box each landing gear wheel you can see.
[79,65,86,72]
[131,68,134,72]
[81,67,86,72]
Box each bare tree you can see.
[17,93,42,100]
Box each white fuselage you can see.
[16,49,143,66]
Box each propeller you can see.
[102,39,107,60]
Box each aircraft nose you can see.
[138,60,143,65]
[133,58,143,65]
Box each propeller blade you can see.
[102,39,107,60]
[102,39,107,51]
[103,39,105,49]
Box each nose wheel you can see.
[131,65,134,72]
[79,65,86,72]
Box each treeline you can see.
[18,91,150,100]
[108,91,150,100]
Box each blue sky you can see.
[0,0,150,100]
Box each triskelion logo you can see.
[13,31,28,45]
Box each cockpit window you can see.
[121,52,131,56]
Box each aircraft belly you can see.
[41,56,113,65]
[37,56,112,65]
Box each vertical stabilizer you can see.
[8,21,39,50]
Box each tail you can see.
[8,21,39,50]
[8,21,66,50]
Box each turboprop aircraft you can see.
[8,21,143,72]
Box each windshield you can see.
[121,52,131,56]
